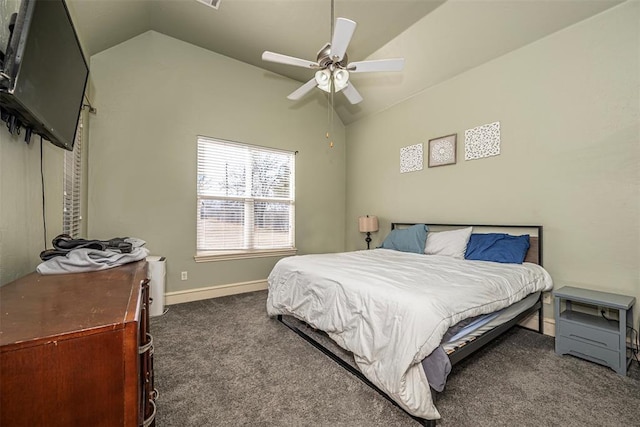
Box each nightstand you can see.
[554,286,635,376]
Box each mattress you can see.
[443,290,541,352]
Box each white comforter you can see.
[266,249,553,420]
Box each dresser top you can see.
[0,261,147,349]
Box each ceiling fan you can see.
[261,5,405,105]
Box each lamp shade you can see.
[358,215,379,233]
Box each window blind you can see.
[197,136,295,253]
[62,114,82,237]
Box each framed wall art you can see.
[400,143,423,173]
[428,134,457,167]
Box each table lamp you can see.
[358,215,379,250]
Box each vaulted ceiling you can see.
[66,0,624,124]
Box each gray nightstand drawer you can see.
[557,320,619,350]
[556,336,621,371]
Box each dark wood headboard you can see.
[390,223,543,266]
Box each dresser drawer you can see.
[556,336,621,371]
[557,317,619,350]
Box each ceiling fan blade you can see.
[348,58,405,73]
[330,18,357,62]
[287,78,318,101]
[262,51,319,69]
[342,83,363,105]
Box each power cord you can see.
[601,310,640,367]
[40,136,47,250]
[629,327,640,367]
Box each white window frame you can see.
[195,136,297,262]
[62,114,83,237]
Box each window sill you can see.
[194,248,298,263]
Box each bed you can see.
[266,223,553,425]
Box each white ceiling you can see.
[66,0,625,125]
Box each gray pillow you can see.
[380,224,428,254]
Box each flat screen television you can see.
[0,0,88,151]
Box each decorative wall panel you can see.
[464,121,501,160]
[400,143,423,173]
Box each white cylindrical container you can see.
[146,256,166,317]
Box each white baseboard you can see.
[165,279,268,305]
[519,312,556,337]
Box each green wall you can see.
[3,2,637,322]
[88,31,346,294]
[345,2,639,319]
[0,108,91,286]
[0,0,90,286]
[0,128,62,284]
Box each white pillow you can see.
[424,227,473,259]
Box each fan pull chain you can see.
[326,103,334,148]
[326,90,330,146]
[327,76,334,148]
[329,102,334,148]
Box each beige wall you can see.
[87,31,346,294]
[345,2,639,319]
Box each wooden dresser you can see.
[0,261,156,427]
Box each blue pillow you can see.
[464,233,530,264]
[380,224,428,254]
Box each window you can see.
[62,114,83,237]
[196,136,296,261]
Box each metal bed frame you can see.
[276,223,545,426]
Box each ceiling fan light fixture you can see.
[315,69,350,93]
[333,69,349,92]
[315,69,332,92]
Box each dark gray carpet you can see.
[150,291,640,426]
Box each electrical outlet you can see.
[181,271,188,281]
[542,293,551,304]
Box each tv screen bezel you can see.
[0,0,89,151]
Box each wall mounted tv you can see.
[0,0,88,151]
